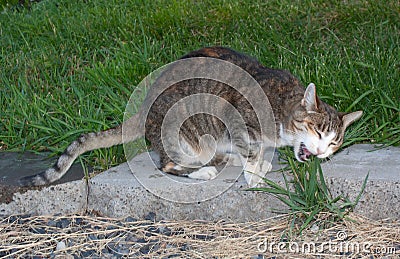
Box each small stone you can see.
[101,248,110,255]
[172,228,184,235]
[106,225,117,231]
[100,252,114,258]
[81,250,96,257]
[30,227,46,234]
[180,243,191,251]
[108,231,124,239]
[146,226,158,236]
[193,234,214,241]
[166,244,177,249]
[162,254,181,258]
[145,232,154,237]
[47,220,58,227]
[56,219,70,229]
[56,241,66,251]
[145,212,156,221]
[310,223,319,233]
[107,242,117,250]
[108,242,130,256]
[158,226,172,236]
[17,215,30,224]
[88,234,98,240]
[138,242,159,255]
[139,244,151,254]
[125,235,139,242]
[8,216,18,223]
[136,237,147,243]
[74,218,84,225]
[124,216,137,223]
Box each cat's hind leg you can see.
[161,160,218,180]
[158,132,222,180]
[187,166,218,180]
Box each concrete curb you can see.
[1,144,399,221]
[0,181,87,215]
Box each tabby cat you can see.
[19,47,362,187]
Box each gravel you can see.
[0,212,217,258]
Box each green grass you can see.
[1,0,399,169]
[249,148,368,234]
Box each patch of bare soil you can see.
[0,184,44,204]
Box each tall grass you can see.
[249,148,369,234]
[1,0,399,170]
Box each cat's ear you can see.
[301,83,321,111]
[339,111,363,129]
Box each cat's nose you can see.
[316,148,324,155]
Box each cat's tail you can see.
[18,113,143,187]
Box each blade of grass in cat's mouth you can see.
[299,143,313,161]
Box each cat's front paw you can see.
[188,166,218,180]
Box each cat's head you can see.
[284,83,363,162]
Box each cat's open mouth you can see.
[298,143,313,161]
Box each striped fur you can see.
[19,47,362,186]
[18,114,141,186]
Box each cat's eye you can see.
[329,142,338,146]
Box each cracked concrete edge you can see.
[85,144,400,221]
[327,177,400,220]
[86,163,287,221]
[2,169,398,220]
[0,181,88,216]
[1,144,399,220]
[85,163,400,221]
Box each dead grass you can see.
[0,212,398,258]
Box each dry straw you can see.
[0,212,398,258]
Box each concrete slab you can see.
[87,144,400,221]
[0,181,87,215]
[87,159,286,221]
[321,144,400,219]
[0,152,88,216]
[1,144,399,220]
